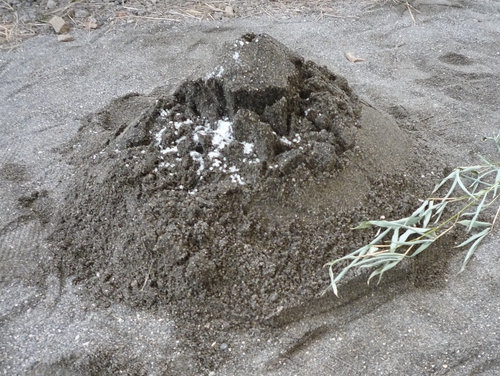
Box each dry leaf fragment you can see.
[344,51,365,63]
[82,19,98,30]
[49,16,70,34]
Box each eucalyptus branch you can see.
[326,131,500,297]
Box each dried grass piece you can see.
[344,51,365,63]
[0,8,39,51]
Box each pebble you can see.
[46,0,57,10]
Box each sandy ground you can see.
[1,0,499,374]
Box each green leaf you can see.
[455,227,491,249]
[353,221,373,230]
[367,259,401,285]
[432,169,458,193]
[328,267,339,297]
[494,169,500,197]
[409,239,434,257]
[466,193,488,231]
[355,254,403,269]
[457,220,491,229]
[455,174,475,198]
[370,228,392,246]
[390,228,400,251]
[422,201,435,228]
[459,228,490,273]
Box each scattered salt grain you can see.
[160,146,178,155]
[280,137,292,146]
[230,174,245,185]
[159,162,175,168]
[205,66,225,80]
[216,66,224,78]
[208,151,221,159]
[155,127,167,146]
[242,142,254,155]
[190,151,205,175]
[212,119,234,150]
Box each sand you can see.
[1,1,499,374]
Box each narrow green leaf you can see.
[354,221,373,230]
[390,228,400,252]
[328,267,339,297]
[455,174,475,198]
[367,259,401,285]
[433,200,450,224]
[366,245,381,255]
[422,201,435,228]
[494,169,500,197]
[411,200,431,218]
[456,227,490,249]
[459,229,490,273]
[370,228,392,246]
[457,220,491,229]
[398,228,419,244]
[433,169,458,193]
[330,258,358,284]
[466,193,488,231]
[361,219,408,229]
[355,254,403,269]
[409,239,434,257]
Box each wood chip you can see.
[82,20,98,30]
[49,16,70,34]
[225,6,234,17]
[344,51,365,63]
[57,34,74,42]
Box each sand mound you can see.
[52,34,424,341]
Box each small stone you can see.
[49,16,70,34]
[46,0,57,9]
[225,6,234,17]
[220,343,228,351]
[57,34,74,42]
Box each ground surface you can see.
[1,1,499,375]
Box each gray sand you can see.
[1,1,499,374]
